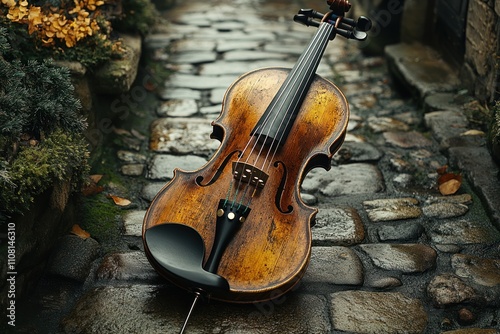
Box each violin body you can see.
[143,67,349,302]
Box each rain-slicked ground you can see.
[15,0,500,333]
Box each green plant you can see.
[0,27,89,213]
[111,0,159,36]
[0,130,89,212]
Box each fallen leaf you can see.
[89,174,103,183]
[107,194,132,206]
[439,179,462,195]
[71,224,90,239]
[437,166,462,195]
[436,165,448,175]
[82,174,104,196]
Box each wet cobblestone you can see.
[16,0,500,333]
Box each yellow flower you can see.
[2,0,16,8]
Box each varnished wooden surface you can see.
[143,68,349,302]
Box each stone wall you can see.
[462,0,500,102]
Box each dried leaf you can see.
[82,174,104,196]
[108,194,132,206]
[439,179,462,195]
[71,224,90,239]
[436,165,448,175]
[89,174,103,183]
[437,167,462,196]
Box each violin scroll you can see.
[327,0,351,15]
[294,0,372,41]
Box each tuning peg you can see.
[293,14,320,28]
[298,8,324,20]
[335,27,367,41]
[338,16,372,32]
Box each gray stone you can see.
[426,193,473,205]
[364,276,402,289]
[427,274,477,307]
[159,88,202,100]
[363,197,422,222]
[61,285,331,334]
[171,39,216,53]
[141,182,166,202]
[385,43,460,98]
[169,51,217,64]
[424,110,469,147]
[367,116,410,133]
[122,210,146,236]
[92,34,141,94]
[330,291,428,333]
[452,254,500,288]
[449,146,500,228]
[147,154,207,180]
[302,163,384,196]
[392,173,413,187]
[422,202,469,219]
[210,88,227,104]
[48,235,100,282]
[150,118,220,156]
[199,104,222,115]
[377,222,424,241]
[117,150,147,163]
[216,41,260,52]
[156,99,198,117]
[423,92,470,113]
[332,141,384,164]
[384,131,433,148]
[300,193,317,205]
[305,246,363,286]
[95,252,158,281]
[143,33,175,49]
[359,243,437,273]
[167,73,237,90]
[428,219,500,246]
[312,207,365,246]
[224,50,288,61]
[120,164,144,176]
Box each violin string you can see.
[230,26,322,206]
[226,31,319,207]
[227,22,332,209]
[255,22,328,173]
[264,23,333,172]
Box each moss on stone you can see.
[0,130,89,213]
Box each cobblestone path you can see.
[17,0,500,333]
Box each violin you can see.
[142,1,371,332]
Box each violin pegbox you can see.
[293,0,372,41]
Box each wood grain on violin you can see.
[142,1,370,316]
[143,68,348,302]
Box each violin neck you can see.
[252,22,335,146]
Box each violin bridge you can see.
[232,162,269,189]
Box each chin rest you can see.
[144,223,229,293]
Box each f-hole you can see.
[196,151,241,187]
[274,161,293,214]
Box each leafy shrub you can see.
[0,27,89,213]
[111,0,159,36]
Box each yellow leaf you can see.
[108,195,132,206]
[71,224,91,239]
[439,179,461,196]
